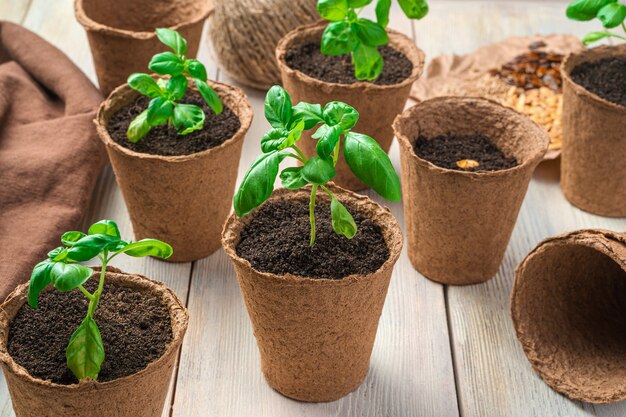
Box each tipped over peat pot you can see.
[96,80,252,262]
[394,97,548,285]
[222,186,403,402]
[560,45,626,217]
[276,22,425,191]
[511,230,626,403]
[75,0,211,95]
[0,268,188,417]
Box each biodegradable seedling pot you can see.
[561,45,626,217]
[394,97,548,285]
[276,22,425,191]
[511,229,626,403]
[0,267,188,417]
[222,186,403,402]
[75,0,212,96]
[96,80,253,262]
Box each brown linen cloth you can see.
[0,22,105,300]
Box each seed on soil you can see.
[456,159,480,169]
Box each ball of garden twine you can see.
[208,0,319,90]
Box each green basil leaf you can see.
[51,263,94,292]
[330,196,357,238]
[302,156,336,185]
[67,234,119,262]
[316,124,343,160]
[582,30,617,44]
[28,260,54,308]
[88,220,121,238]
[127,109,151,143]
[375,0,391,27]
[48,247,66,260]
[166,74,188,100]
[598,2,626,27]
[321,21,358,55]
[265,86,293,128]
[147,97,173,126]
[280,119,305,150]
[292,102,324,129]
[398,0,429,19]
[323,101,359,130]
[234,151,285,216]
[127,73,163,98]
[194,79,223,115]
[117,239,173,259]
[567,0,616,20]
[155,28,187,55]
[172,103,205,135]
[61,231,86,247]
[261,128,289,153]
[66,317,105,381]
[186,59,207,80]
[280,166,309,190]
[312,124,330,139]
[149,52,185,75]
[354,18,389,47]
[352,43,384,80]
[344,131,401,201]
[317,0,349,21]
[348,0,373,6]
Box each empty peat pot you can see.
[0,268,188,417]
[393,97,548,285]
[222,186,403,402]
[276,22,425,191]
[96,80,252,262]
[561,45,626,217]
[511,230,626,403]
[75,0,211,95]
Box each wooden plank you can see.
[172,3,459,414]
[417,2,626,417]
[0,0,31,24]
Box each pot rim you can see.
[222,184,404,286]
[561,44,626,114]
[95,78,253,162]
[275,21,425,92]
[74,0,212,39]
[393,96,549,178]
[0,267,189,392]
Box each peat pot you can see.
[393,97,548,285]
[96,80,253,262]
[511,230,626,403]
[561,45,626,217]
[222,186,403,402]
[276,22,425,191]
[75,0,212,95]
[0,268,188,417]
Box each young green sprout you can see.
[566,0,626,44]
[233,86,401,246]
[27,220,173,381]
[317,0,429,80]
[126,28,223,143]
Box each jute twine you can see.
[208,0,319,90]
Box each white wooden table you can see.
[2,1,625,416]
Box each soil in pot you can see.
[235,198,389,279]
[570,57,626,107]
[413,134,519,172]
[7,278,172,385]
[284,42,413,85]
[107,92,241,156]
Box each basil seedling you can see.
[27,220,172,381]
[234,85,401,246]
[566,0,626,44]
[317,0,428,80]
[126,28,223,143]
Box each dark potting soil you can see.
[108,91,241,156]
[570,57,626,108]
[236,198,389,279]
[413,134,518,172]
[284,42,413,85]
[8,279,172,385]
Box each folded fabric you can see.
[0,22,106,300]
